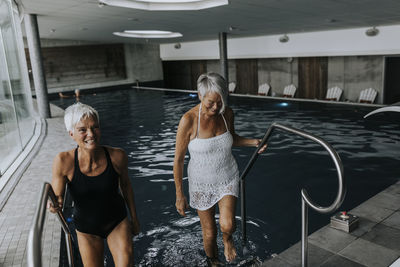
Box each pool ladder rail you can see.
[27,182,74,267]
[239,122,345,267]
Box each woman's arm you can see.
[227,107,267,153]
[173,113,192,216]
[49,152,69,213]
[114,148,140,235]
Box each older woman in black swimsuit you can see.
[50,102,140,266]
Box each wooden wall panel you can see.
[190,60,207,91]
[384,57,400,104]
[162,61,191,89]
[163,60,207,90]
[298,57,328,99]
[236,59,258,94]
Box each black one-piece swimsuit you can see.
[69,147,127,238]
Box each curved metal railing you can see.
[239,122,345,267]
[27,182,74,267]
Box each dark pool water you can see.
[52,88,400,266]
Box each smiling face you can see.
[201,92,223,116]
[70,115,100,150]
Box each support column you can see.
[219,32,228,82]
[24,14,51,118]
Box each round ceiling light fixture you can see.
[99,0,228,10]
[365,27,379,37]
[113,30,183,38]
[279,34,289,43]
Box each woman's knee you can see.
[112,240,133,265]
[219,218,235,234]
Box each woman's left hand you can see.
[255,139,267,154]
[131,219,140,236]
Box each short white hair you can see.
[197,72,228,114]
[64,102,99,132]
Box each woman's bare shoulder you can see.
[105,146,127,163]
[53,149,75,173]
[104,146,127,173]
[54,149,74,163]
[180,105,198,127]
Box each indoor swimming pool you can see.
[51,88,400,266]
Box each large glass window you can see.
[0,0,35,176]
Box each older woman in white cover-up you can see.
[173,72,266,265]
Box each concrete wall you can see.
[160,25,400,60]
[206,59,236,83]
[328,56,383,103]
[24,40,163,93]
[25,44,127,90]
[124,43,163,83]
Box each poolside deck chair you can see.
[359,88,377,104]
[283,84,296,97]
[325,86,343,101]
[228,82,236,93]
[258,83,270,96]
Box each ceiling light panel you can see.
[113,30,182,38]
[99,0,228,10]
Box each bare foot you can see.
[223,237,237,262]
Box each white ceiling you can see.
[18,0,400,44]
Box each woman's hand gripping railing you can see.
[239,122,345,267]
[27,182,74,267]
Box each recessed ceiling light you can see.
[365,27,379,37]
[99,0,228,10]
[113,30,182,38]
[279,34,289,43]
[228,26,237,31]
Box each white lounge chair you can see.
[258,83,270,96]
[325,86,343,101]
[359,88,377,104]
[228,82,236,93]
[283,84,296,97]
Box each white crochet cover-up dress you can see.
[187,105,239,211]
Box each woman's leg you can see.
[107,218,134,267]
[76,231,104,267]
[218,195,237,262]
[197,206,218,260]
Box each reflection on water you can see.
[52,89,400,266]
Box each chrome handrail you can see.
[27,182,74,267]
[239,122,345,267]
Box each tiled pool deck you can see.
[262,181,400,267]
[0,104,399,266]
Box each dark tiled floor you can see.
[262,181,400,267]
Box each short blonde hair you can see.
[197,72,228,114]
[64,102,99,132]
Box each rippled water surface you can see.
[52,89,400,266]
